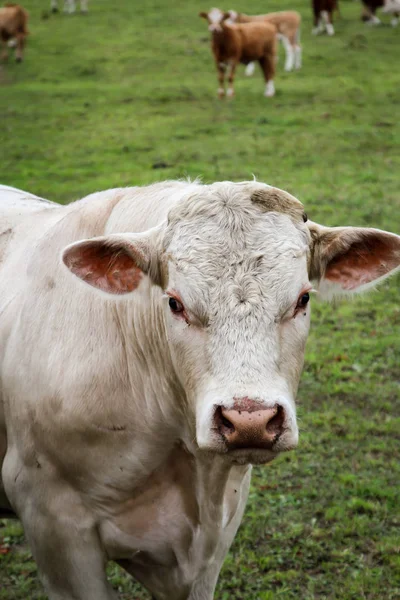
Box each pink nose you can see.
[215,399,285,450]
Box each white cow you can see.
[51,0,88,14]
[0,181,399,600]
[382,0,400,24]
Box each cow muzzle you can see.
[196,389,299,463]
[196,395,298,464]
[214,401,285,451]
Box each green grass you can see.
[0,0,399,598]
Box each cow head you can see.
[199,8,232,31]
[62,182,400,464]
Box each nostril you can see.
[266,405,285,437]
[215,406,235,435]
[221,413,235,431]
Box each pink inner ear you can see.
[65,243,143,294]
[325,234,400,290]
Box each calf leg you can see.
[280,35,295,72]
[216,62,226,98]
[324,10,335,35]
[64,0,76,14]
[259,53,276,97]
[365,6,381,24]
[15,34,25,63]
[294,29,302,70]
[312,1,324,34]
[245,62,255,76]
[227,62,237,97]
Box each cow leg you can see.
[244,62,255,76]
[64,0,76,14]
[15,34,25,63]
[312,1,323,34]
[3,461,117,600]
[24,514,117,599]
[216,62,226,98]
[259,54,275,97]
[391,13,399,25]
[370,7,381,24]
[312,15,324,34]
[294,44,302,69]
[324,10,335,35]
[80,0,88,13]
[22,510,117,600]
[226,62,236,98]
[280,35,295,71]
[50,0,59,12]
[294,29,302,70]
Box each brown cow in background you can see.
[228,10,302,72]
[312,0,339,35]
[0,3,28,62]
[200,7,278,98]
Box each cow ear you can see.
[62,232,162,295]
[199,11,208,19]
[222,11,231,20]
[308,222,400,300]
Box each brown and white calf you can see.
[1,180,399,600]
[0,3,28,62]
[361,0,399,26]
[227,10,301,73]
[312,0,339,35]
[200,7,278,98]
[50,0,88,13]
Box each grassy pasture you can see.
[0,0,399,598]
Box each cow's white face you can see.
[199,7,229,31]
[161,183,310,463]
[62,181,400,465]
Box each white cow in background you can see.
[382,0,400,24]
[0,181,399,600]
[51,0,88,13]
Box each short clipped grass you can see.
[0,0,399,598]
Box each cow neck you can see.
[190,452,251,563]
[196,453,234,517]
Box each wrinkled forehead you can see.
[165,182,308,248]
[164,182,310,303]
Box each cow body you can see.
[0,181,299,600]
[1,181,399,600]
[200,8,277,97]
[0,3,28,62]
[229,10,302,72]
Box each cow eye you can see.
[296,292,310,309]
[169,297,184,313]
